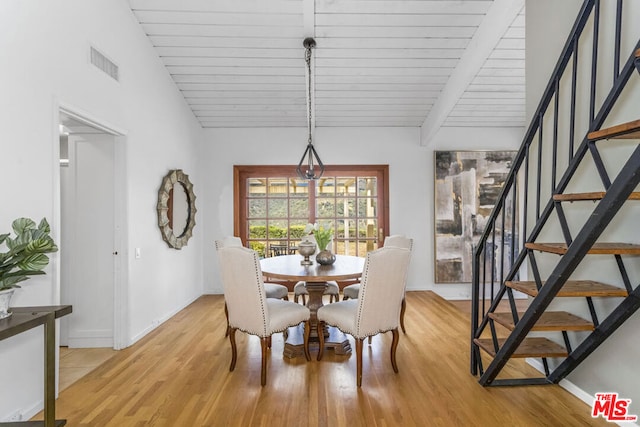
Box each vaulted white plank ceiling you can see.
[128,0,525,145]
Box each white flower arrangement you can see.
[304,222,333,251]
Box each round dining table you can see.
[260,254,364,358]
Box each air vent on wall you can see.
[90,47,119,81]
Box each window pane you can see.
[248,220,266,239]
[337,219,356,239]
[248,178,266,197]
[289,220,307,240]
[238,166,384,260]
[289,198,308,218]
[358,198,377,218]
[289,178,309,196]
[358,177,377,196]
[336,198,355,217]
[336,240,376,256]
[268,199,288,218]
[268,220,288,239]
[316,198,335,217]
[317,178,335,196]
[358,219,377,239]
[336,177,356,196]
[248,199,266,218]
[267,178,288,196]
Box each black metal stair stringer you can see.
[472,43,640,379]
[479,144,640,386]
[474,40,640,382]
[548,284,640,383]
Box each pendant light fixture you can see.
[296,37,325,180]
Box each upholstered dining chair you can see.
[215,237,290,337]
[217,246,311,386]
[293,234,340,304]
[316,246,411,387]
[342,235,413,334]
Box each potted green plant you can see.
[305,222,335,265]
[0,217,58,319]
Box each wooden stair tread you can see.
[489,311,594,331]
[474,337,568,358]
[525,242,640,255]
[506,280,628,297]
[553,192,640,201]
[588,119,640,140]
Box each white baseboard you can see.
[2,398,43,423]
[67,329,113,348]
[67,337,113,348]
[129,294,200,346]
[526,358,639,427]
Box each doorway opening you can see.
[57,107,126,387]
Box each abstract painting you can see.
[434,150,517,283]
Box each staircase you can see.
[470,0,640,387]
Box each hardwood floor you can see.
[59,347,117,391]
[35,292,607,426]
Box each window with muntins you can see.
[235,165,389,258]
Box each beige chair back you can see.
[384,235,413,251]
[217,246,270,337]
[355,246,411,337]
[215,236,243,250]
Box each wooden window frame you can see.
[233,165,390,252]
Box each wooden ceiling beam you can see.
[420,0,524,146]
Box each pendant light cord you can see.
[306,43,313,144]
[297,37,324,180]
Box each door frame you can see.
[54,102,129,350]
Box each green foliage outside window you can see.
[249,224,373,243]
[249,225,308,239]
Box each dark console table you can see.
[0,305,72,427]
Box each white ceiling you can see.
[128,0,525,141]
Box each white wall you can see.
[527,0,640,410]
[201,126,522,300]
[0,0,203,420]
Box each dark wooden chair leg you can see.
[229,327,237,372]
[316,321,325,361]
[356,337,364,387]
[400,297,407,334]
[267,335,272,349]
[303,321,311,361]
[260,337,269,386]
[224,302,230,337]
[390,328,399,373]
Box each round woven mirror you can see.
[157,169,197,249]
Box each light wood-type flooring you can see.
[36,292,607,426]
[59,347,117,391]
